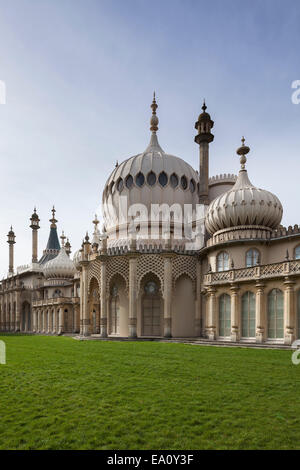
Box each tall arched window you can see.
[241,292,256,337]
[268,289,284,339]
[110,285,120,335]
[219,294,231,337]
[217,252,229,272]
[295,246,300,259]
[246,249,260,267]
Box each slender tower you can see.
[194,101,214,205]
[30,207,40,263]
[7,226,16,275]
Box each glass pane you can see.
[147,172,156,186]
[136,172,145,187]
[181,176,187,190]
[158,172,168,187]
[170,173,178,188]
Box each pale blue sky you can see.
[0,0,299,274]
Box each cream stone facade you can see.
[1,97,299,346]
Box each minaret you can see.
[7,226,16,275]
[65,238,71,256]
[194,101,214,205]
[30,207,40,263]
[60,230,66,248]
[38,206,61,264]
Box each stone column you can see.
[163,255,172,338]
[32,308,36,333]
[100,259,107,337]
[36,309,40,333]
[43,309,47,334]
[230,284,240,342]
[284,278,296,345]
[195,261,202,336]
[206,287,217,340]
[58,306,64,335]
[52,309,56,334]
[10,293,14,331]
[255,282,265,343]
[129,256,137,338]
[48,309,52,334]
[15,290,21,332]
[81,262,90,336]
[73,304,80,333]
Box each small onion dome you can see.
[43,246,76,279]
[197,101,212,122]
[205,139,283,235]
[73,249,82,270]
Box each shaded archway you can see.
[172,274,195,337]
[108,274,128,336]
[89,277,100,334]
[140,273,163,337]
[21,301,31,332]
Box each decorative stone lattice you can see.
[87,260,101,293]
[106,256,129,294]
[137,254,165,294]
[172,255,197,290]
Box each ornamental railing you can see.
[204,260,300,285]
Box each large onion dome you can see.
[43,245,76,279]
[205,138,283,235]
[102,94,198,237]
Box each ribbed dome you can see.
[205,168,283,235]
[43,246,76,279]
[102,132,198,235]
[73,249,82,270]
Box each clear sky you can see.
[0,0,299,275]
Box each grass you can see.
[0,335,300,450]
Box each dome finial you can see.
[49,205,58,228]
[150,92,159,133]
[236,136,250,170]
[202,99,207,112]
[60,230,66,248]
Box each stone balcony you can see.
[203,260,300,286]
[32,297,79,307]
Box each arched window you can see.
[117,178,124,192]
[241,292,256,337]
[170,173,178,188]
[217,252,229,272]
[268,289,284,339]
[246,249,260,267]
[147,171,156,186]
[295,246,300,259]
[110,285,120,335]
[158,172,168,187]
[219,294,231,337]
[136,172,145,187]
[189,179,196,193]
[125,174,133,189]
[181,176,188,190]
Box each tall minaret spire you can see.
[194,100,214,205]
[50,205,57,228]
[7,226,16,275]
[150,91,159,133]
[30,207,40,263]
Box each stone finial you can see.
[236,136,250,170]
[49,205,58,228]
[60,231,66,248]
[150,92,159,133]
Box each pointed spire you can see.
[60,231,66,248]
[236,136,250,170]
[150,92,159,133]
[50,205,57,228]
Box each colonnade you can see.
[205,276,297,345]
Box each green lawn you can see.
[0,335,299,450]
